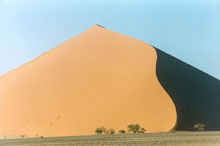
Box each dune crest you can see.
[0,25,176,137]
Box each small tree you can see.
[194,123,206,131]
[119,129,126,134]
[95,127,106,135]
[127,124,141,133]
[103,128,115,135]
[109,128,115,134]
[95,128,103,135]
[138,127,146,133]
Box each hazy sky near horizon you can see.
[0,0,220,79]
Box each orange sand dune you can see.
[0,25,176,137]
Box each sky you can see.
[0,0,220,80]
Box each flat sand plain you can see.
[1,131,220,146]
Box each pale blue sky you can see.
[0,0,220,79]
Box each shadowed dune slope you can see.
[155,48,220,131]
[0,25,176,137]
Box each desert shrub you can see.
[128,124,147,133]
[193,123,206,131]
[109,128,115,134]
[118,129,126,134]
[95,127,106,135]
[127,124,140,133]
[95,128,103,135]
[103,128,115,135]
[95,127,115,135]
[138,127,146,133]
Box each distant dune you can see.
[0,25,176,137]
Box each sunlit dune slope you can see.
[0,25,176,137]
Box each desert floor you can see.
[1,131,220,146]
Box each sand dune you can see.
[0,25,176,137]
[155,48,220,131]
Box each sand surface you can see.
[0,25,176,137]
[1,132,220,146]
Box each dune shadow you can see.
[154,47,220,131]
